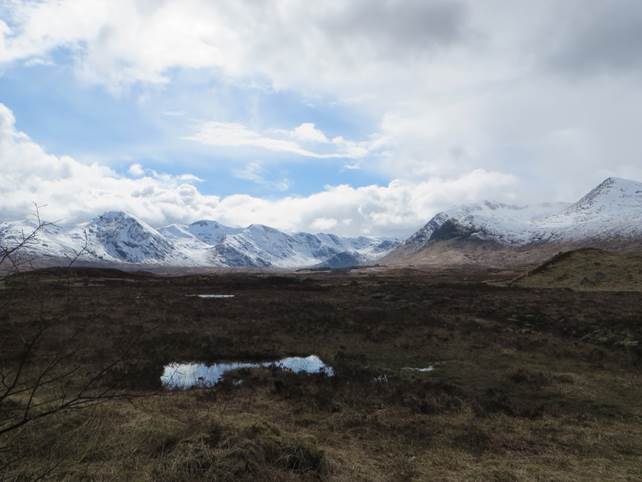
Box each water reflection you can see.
[187,294,235,299]
[161,355,334,389]
[402,366,434,373]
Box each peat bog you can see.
[1,267,641,480]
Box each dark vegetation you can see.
[512,248,642,292]
[1,265,641,480]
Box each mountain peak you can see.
[602,176,638,185]
[94,210,143,224]
[96,210,132,219]
[567,177,642,213]
[593,176,642,193]
[190,220,222,228]
[186,219,240,245]
[1,214,397,268]
[392,176,642,259]
[90,210,163,235]
[246,224,281,234]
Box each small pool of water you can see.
[187,294,235,299]
[402,366,434,373]
[161,355,334,389]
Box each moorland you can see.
[1,265,641,481]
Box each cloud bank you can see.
[2,1,639,183]
[0,103,515,236]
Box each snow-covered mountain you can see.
[0,211,398,269]
[387,177,642,266]
[160,222,396,268]
[312,251,369,269]
[5,177,639,270]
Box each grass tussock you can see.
[152,422,328,482]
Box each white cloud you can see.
[0,103,518,236]
[185,121,372,159]
[0,1,472,91]
[128,163,145,177]
[292,123,329,143]
[1,0,632,196]
[0,103,216,226]
[209,169,518,236]
[233,161,264,184]
[128,162,202,183]
[233,161,289,192]
[310,217,338,231]
[3,1,642,207]
[0,0,242,90]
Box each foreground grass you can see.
[1,268,641,480]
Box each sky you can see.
[1,0,642,237]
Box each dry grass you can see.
[513,248,642,292]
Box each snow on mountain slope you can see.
[312,251,369,269]
[157,224,217,266]
[0,211,398,268]
[0,211,187,265]
[539,177,642,241]
[399,177,642,254]
[211,224,305,268]
[305,233,398,258]
[0,219,73,259]
[76,211,182,263]
[208,225,398,268]
[187,220,243,245]
[402,202,569,250]
[158,221,399,268]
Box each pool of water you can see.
[187,294,235,299]
[402,366,434,373]
[161,355,334,389]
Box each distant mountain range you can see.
[385,177,642,267]
[2,177,641,270]
[0,211,398,269]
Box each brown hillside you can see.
[512,248,642,291]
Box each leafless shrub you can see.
[0,206,134,476]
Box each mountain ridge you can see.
[0,211,399,269]
[3,177,641,270]
[385,177,642,267]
